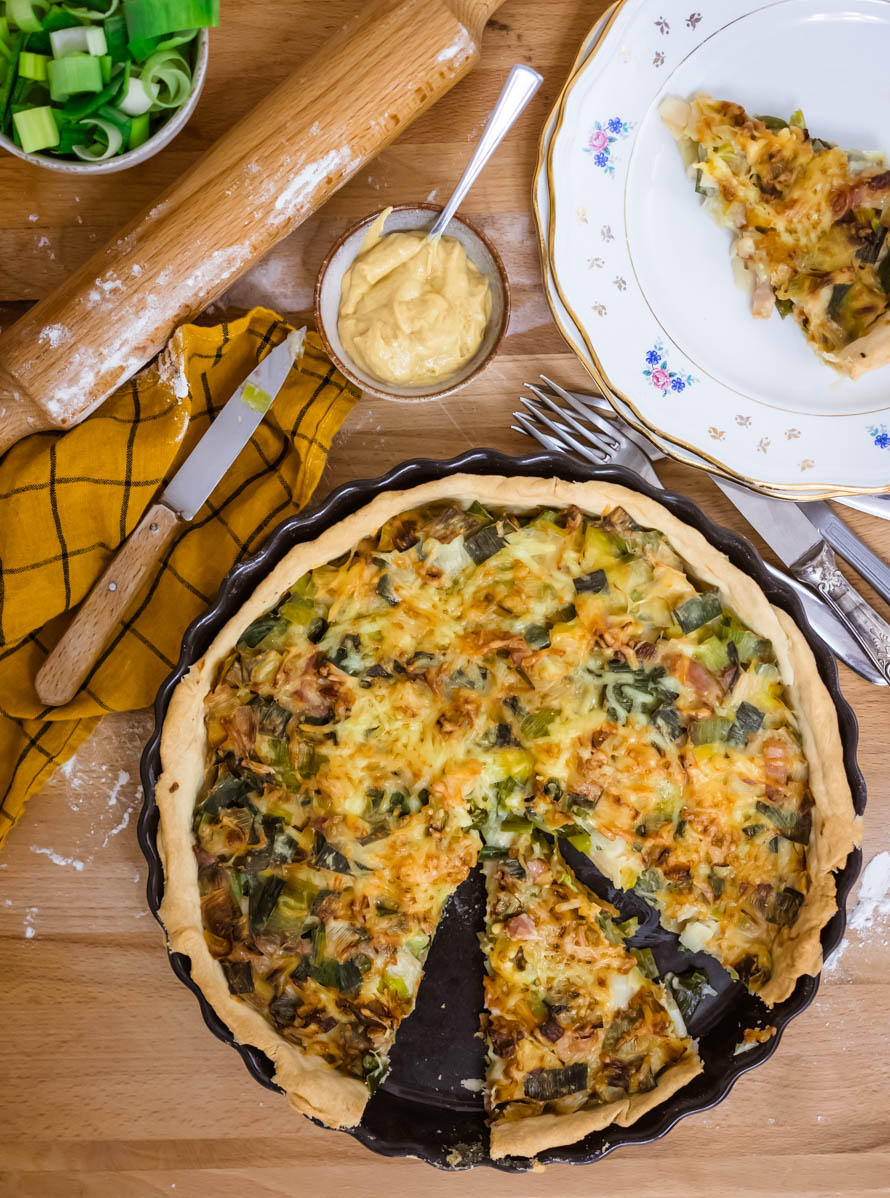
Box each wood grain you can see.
[0,3,888,1197]
[0,0,509,449]
[35,503,181,708]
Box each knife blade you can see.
[832,492,890,521]
[543,384,890,617]
[716,478,890,684]
[162,334,300,521]
[35,333,303,707]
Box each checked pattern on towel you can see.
[0,307,360,849]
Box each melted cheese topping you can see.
[482,835,693,1120]
[662,92,890,356]
[196,499,813,1093]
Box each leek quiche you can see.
[156,475,856,1155]
[661,92,890,378]
[482,833,700,1159]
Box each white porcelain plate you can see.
[534,3,757,486]
[548,0,890,494]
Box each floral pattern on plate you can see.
[545,0,890,495]
[583,117,633,174]
[643,342,696,393]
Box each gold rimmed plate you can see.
[539,0,890,498]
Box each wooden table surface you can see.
[1,3,889,1195]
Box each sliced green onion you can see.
[18,51,49,80]
[11,74,46,112]
[12,103,59,151]
[153,26,197,50]
[126,107,148,146]
[7,0,50,34]
[66,0,120,15]
[117,71,155,113]
[128,26,196,61]
[96,99,130,136]
[124,0,217,41]
[125,32,158,60]
[48,53,103,99]
[26,8,80,53]
[4,0,207,160]
[0,31,24,127]
[50,25,108,57]
[71,113,122,158]
[140,47,190,107]
[103,10,128,59]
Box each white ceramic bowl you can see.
[0,28,209,175]
[314,203,510,403]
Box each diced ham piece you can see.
[763,738,791,784]
[506,914,536,939]
[525,858,548,881]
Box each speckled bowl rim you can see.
[0,28,209,175]
[314,202,511,403]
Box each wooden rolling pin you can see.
[0,0,506,455]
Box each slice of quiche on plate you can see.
[481,832,701,1159]
[661,92,890,378]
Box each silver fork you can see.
[513,379,887,685]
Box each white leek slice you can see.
[118,75,158,116]
[50,25,107,57]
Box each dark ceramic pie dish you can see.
[138,449,865,1171]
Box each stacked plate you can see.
[534,0,890,500]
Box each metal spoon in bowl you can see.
[427,63,543,240]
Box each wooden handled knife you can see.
[35,334,301,707]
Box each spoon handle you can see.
[429,63,543,238]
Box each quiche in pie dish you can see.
[155,475,856,1156]
[661,92,890,378]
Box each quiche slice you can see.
[156,475,856,1136]
[661,92,890,378]
[481,833,700,1159]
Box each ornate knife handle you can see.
[796,543,890,682]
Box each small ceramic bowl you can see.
[314,203,510,403]
[0,29,209,176]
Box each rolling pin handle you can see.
[447,0,508,34]
[0,394,56,457]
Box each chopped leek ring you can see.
[2,0,207,159]
[123,0,218,41]
[48,52,103,100]
[7,0,50,34]
[66,0,120,15]
[127,107,149,147]
[140,47,190,108]
[50,25,108,57]
[12,103,59,151]
[18,51,49,81]
[103,11,128,60]
[117,72,156,114]
[71,114,122,159]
